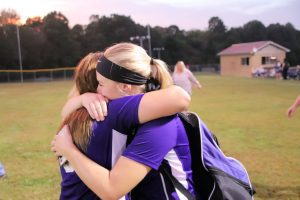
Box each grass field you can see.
[0,75,299,200]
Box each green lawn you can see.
[0,75,299,200]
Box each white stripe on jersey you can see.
[111,129,128,166]
[175,188,188,200]
[165,149,189,200]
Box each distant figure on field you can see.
[0,162,5,177]
[282,59,290,80]
[287,95,300,118]
[274,61,282,80]
[172,61,202,96]
[252,66,266,77]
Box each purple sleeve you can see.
[122,116,177,170]
[108,94,144,132]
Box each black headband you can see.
[96,56,148,85]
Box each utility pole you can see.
[130,36,147,48]
[153,47,165,59]
[147,25,152,57]
[130,25,152,56]
[16,25,23,83]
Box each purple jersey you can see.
[123,115,196,200]
[59,94,143,200]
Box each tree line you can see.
[0,9,299,70]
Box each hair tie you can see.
[150,58,154,65]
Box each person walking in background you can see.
[287,95,300,118]
[274,61,282,80]
[282,59,290,80]
[172,61,202,96]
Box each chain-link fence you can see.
[0,67,75,83]
[0,64,220,83]
[168,63,220,73]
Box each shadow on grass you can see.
[253,182,300,199]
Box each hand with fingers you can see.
[287,105,297,118]
[286,95,300,118]
[81,93,108,121]
[196,83,202,89]
[51,125,75,158]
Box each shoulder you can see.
[137,115,180,136]
[110,94,144,105]
[102,94,144,131]
[108,94,144,111]
[140,115,177,127]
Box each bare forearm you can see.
[292,95,300,108]
[65,148,118,200]
[61,96,83,119]
[165,85,191,111]
[139,85,191,123]
[64,148,149,199]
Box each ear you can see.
[119,83,132,93]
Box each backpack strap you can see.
[178,112,215,199]
[159,162,196,200]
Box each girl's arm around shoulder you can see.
[51,126,150,200]
[61,93,108,121]
[65,149,149,200]
[61,95,82,119]
[138,85,190,123]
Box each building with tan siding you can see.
[217,41,290,77]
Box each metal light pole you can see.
[130,36,147,48]
[139,36,144,47]
[16,25,23,83]
[153,47,165,59]
[130,25,152,56]
[147,25,152,57]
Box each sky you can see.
[1,0,300,31]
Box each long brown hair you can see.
[58,52,102,152]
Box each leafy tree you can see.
[84,14,140,53]
[0,25,17,68]
[25,16,43,31]
[207,17,228,63]
[19,25,45,69]
[41,11,79,67]
[208,16,226,34]
[70,24,85,60]
[0,9,21,69]
[242,20,267,42]
[167,25,181,35]
[226,27,243,45]
[0,9,20,26]
[83,18,106,53]
[186,30,206,63]
[1,10,300,81]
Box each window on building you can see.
[241,57,249,66]
[262,57,268,64]
[262,56,276,65]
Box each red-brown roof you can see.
[217,40,290,56]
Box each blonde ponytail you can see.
[150,58,173,89]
